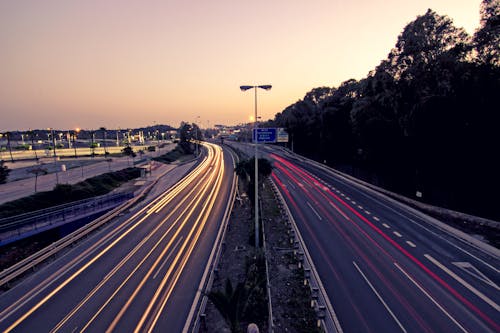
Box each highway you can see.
[0,141,236,332]
[232,142,499,333]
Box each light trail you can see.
[3,142,228,333]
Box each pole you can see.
[254,86,259,248]
[51,128,59,184]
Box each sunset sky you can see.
[0,0,481,131]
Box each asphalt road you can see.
[0,141,236,332]
[231,142,499,333]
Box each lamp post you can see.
[48,128,59,184]
[73,128,80,158]
[240,84,272,248]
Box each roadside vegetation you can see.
[0,161,10,184]
[153,143,193,164]
[0,167,140,219]
[204,154,320,332]
[265,2,499,222]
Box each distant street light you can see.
[48,128,59,184]
[73,128,80,158]
[240,84,272,248]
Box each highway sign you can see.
[253,128,277,143]
[277,128,289,142]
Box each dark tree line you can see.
[271,2,500,220]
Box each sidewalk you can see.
[0,147,175,205]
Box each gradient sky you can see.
[0,0,481,131]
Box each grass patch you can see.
[153,143,191,164]
[0,167,140,219]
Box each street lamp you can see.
[73,128,80,158]
[48,128,59,184]
[240,84,272,248]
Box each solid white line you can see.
[153,237,183,280]
[383,223,391,229]
[425,254,500,311]
[406,241,416,248]
[353,261,407,333]
[394,263,469,333]
[393,231,402,238]
[373,216,380,221]
[307,201,323,221]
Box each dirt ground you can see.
[203,180,319,332]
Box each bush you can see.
[0,167,141,219]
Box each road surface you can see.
[231,142,499,333]
[0,141,237,332]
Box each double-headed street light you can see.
[240,84,272,248]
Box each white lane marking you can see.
[346,197,351,200]
[340,193,345,197]
[425,254,500,311]
[153,237,183,280]
[351,201,357,205]
[395,263,469,333]
[453,262,500,290]
[307,201,323,221]
[358,205,363,209]
[365,211,371,215]
[383,223,391,229]
[353,261,407,333]
[373,216,380,221]
[393,231,402,238]
[333,176,499,274]
[406,241,416,248]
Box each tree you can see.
[122,144,136,166]
[0,160,11,184]
[100,127,108,156]
[4,132,14,163]
[27,130,38,160]
[27,166,48,191]
[235,157,273,207]
[474,0,500,66]
[207,278,249,333]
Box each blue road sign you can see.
[253,128,277,143]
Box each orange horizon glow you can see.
[0,0,481,131]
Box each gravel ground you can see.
[203,179,319,333]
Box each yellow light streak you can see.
[4,143,222,332]
[106,142,223,332]
[134,143,224,332]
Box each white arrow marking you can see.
[453,262,500,290]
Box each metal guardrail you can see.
[270,179,343,333]
[0,195,137,289]
[260,197,275,333]
[0,160,194,289]
[185,146,239,333]
[0,193,132,227]
[0,193,133,245]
